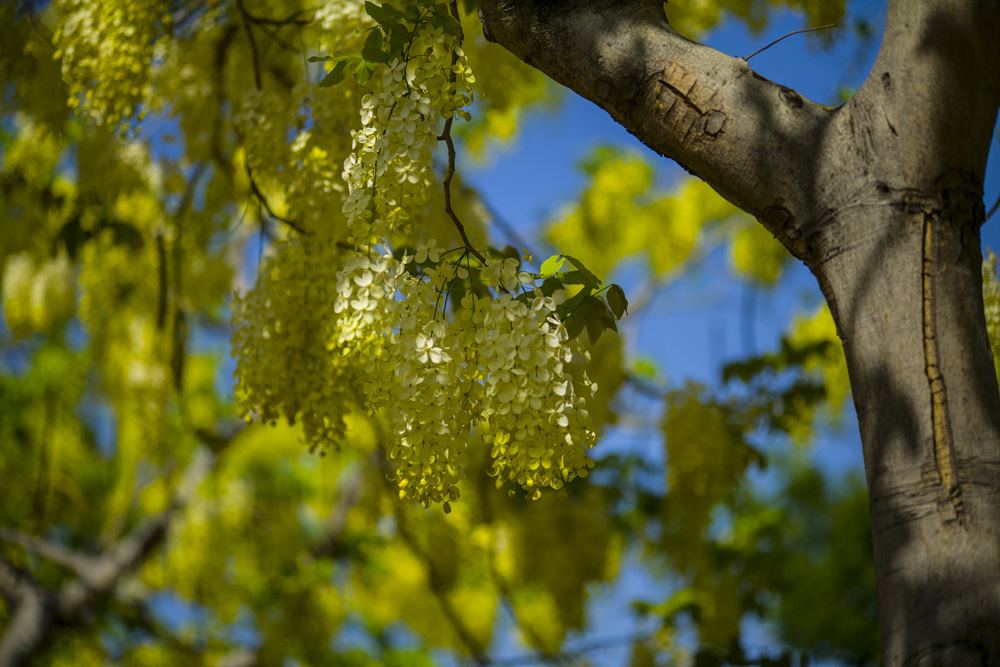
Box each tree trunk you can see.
[477,0,1000,663]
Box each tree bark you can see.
[477,0,1000,663]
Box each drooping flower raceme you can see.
[234,9,598,509]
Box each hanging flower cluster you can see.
[233,2,608,510]
[53,0,169,129]
[1,251,75,337]
[232,236,352,450]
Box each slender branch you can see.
[0,443,225,666]
[0,555,52,667]
[985,191,1000,224]
[240,8,313,26]
[463,184,536,259]
[313,461,367,558]
[248,20,299,53]
[0,529,93,580]
[236,0,263,89]
[157,231,169,329]
[439,0,487,264]
[440,120,486,263]
[245,164,308,235]
[391,501,489,664]
[488,563,562,665]
[210,24,239,177]
[742,24,836,61]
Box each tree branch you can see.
[245,163,308,235]
[0,556,52,667]
[0,445,223,666]
[476,0,835,259]
[440,0,486,264]
[742,24,836,61]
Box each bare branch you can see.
[742,24,836,61]
[0,444,224,666]
[0,555,53,667]
[245,164,308,235]
[0,529,94,579]
[439,0,487,265]
[236,0,263,90]
[440,119,486,264]
[313,463,366,558]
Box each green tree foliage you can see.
[2,0,999,665]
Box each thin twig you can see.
[0,528,94,578]
[489,562,563,665]
[245,164,308,234]
[440,1,487,264]
[236,0,263,89]
[0,443,226,665]
[240,8,313,26]
[464,183,536,259]
[985,192,999,224]
[743,24,836,61]
[440,120,486,263]
[368,439,489,663]
[355,374,489,665]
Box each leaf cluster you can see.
[310,0,460,87]
[401,244,630,345]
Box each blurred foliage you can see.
[0,0,926,665]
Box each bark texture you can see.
[478,0,1000,663]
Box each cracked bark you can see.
[478,0,1000,663]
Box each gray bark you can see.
[478,0,1000,663]
[0,448,220,667]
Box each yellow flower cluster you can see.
[54,0,168,129]
[234,90,291,183]
[234,9,597,508]
[231,238,352,450]
[285,82,359,237]
[1,251,75,337]
[368,253,597,505]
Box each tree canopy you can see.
[1,0,999,665]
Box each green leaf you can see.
[364,1,390,26]
[562,255,602,288]
[564,312,586,341]
[309,51,356,63]
[573,295,613,344]
[633,357,660,381]
[586,317,604,344]
[362,30,389,63]
[403,4,422,21]
[318,59,350,87]
[353,60,377,86]
[606,283,628,319]
[428,3,460,30]
[498,245,521,262]
[539,277,562,297]
[559,287,593,319]
[562,270,602,291]
[365,3,408,48]
[539,255,565,277]
[378,3,408,21]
